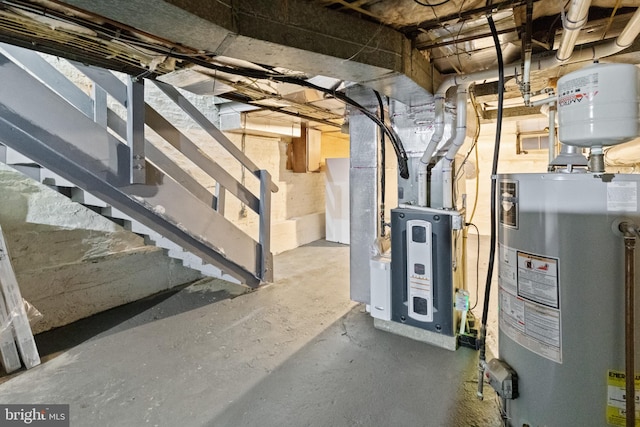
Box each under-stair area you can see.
[0,42,276,288]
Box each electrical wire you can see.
[468,86,482,224]
[167,54,410,178]
[0,0,411,178]
[413,0,451,7]
[479,12,504,361]
[157,50,410,179]
[453,83,480,219]
[467,222,481,311]
[374,90,387,237]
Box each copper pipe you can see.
[621,222,638,427]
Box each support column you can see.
[127,77,146,184]
[349,95,379,303]
[92,84,107,128]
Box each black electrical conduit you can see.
[477,12,505,398]
[374,90,387,236]
[0,0,412,177]
[118,41,411,179]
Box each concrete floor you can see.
[0,238,501,426]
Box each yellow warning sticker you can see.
[607,370,640,426]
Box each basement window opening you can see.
[516,130,557,154]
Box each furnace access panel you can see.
[390,207,455,336]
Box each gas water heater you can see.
[495,63,640,426]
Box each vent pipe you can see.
[442,84,470,209]
[557,0,593,62]
[419,3,640,175]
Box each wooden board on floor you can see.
[0,284,20,373]
[0,225,40,370]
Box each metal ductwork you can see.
[54,0,436,105]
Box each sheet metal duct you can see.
[56,0,436,105]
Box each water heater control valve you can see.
[484,358,519,400]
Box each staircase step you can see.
[199,263,224,278]
[180,253,205,270]
[101,206,132,222]
[167,247,186,259]
[71,187,109,208]
[128,221,153,235]
[40,169,75,187]
[10,164,42,181]
[6,147,35,165]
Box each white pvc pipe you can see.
[445,85,470,163]
[548,107,556,166]
[523,54,532,106]
[442,85,469,209]
[419,5,640,206]
[557,0,592,62]
[531,95,558,107]
[617,8,640,47]
[440,108,457,156]
[418,94,445,207]
[434,6,640,99]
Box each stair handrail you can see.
[0,44,275,283]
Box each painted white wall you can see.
[462,120,550,235]
[142,79,349,254]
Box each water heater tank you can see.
[498,173,640,426]
[558,63,640,147]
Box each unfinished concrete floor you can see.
[0,239,501,426]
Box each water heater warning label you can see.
[607,182,638,212]
[499,244,562,364]
[499,181,518,229]
[606,370,640,426]
[517,251,559,309]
